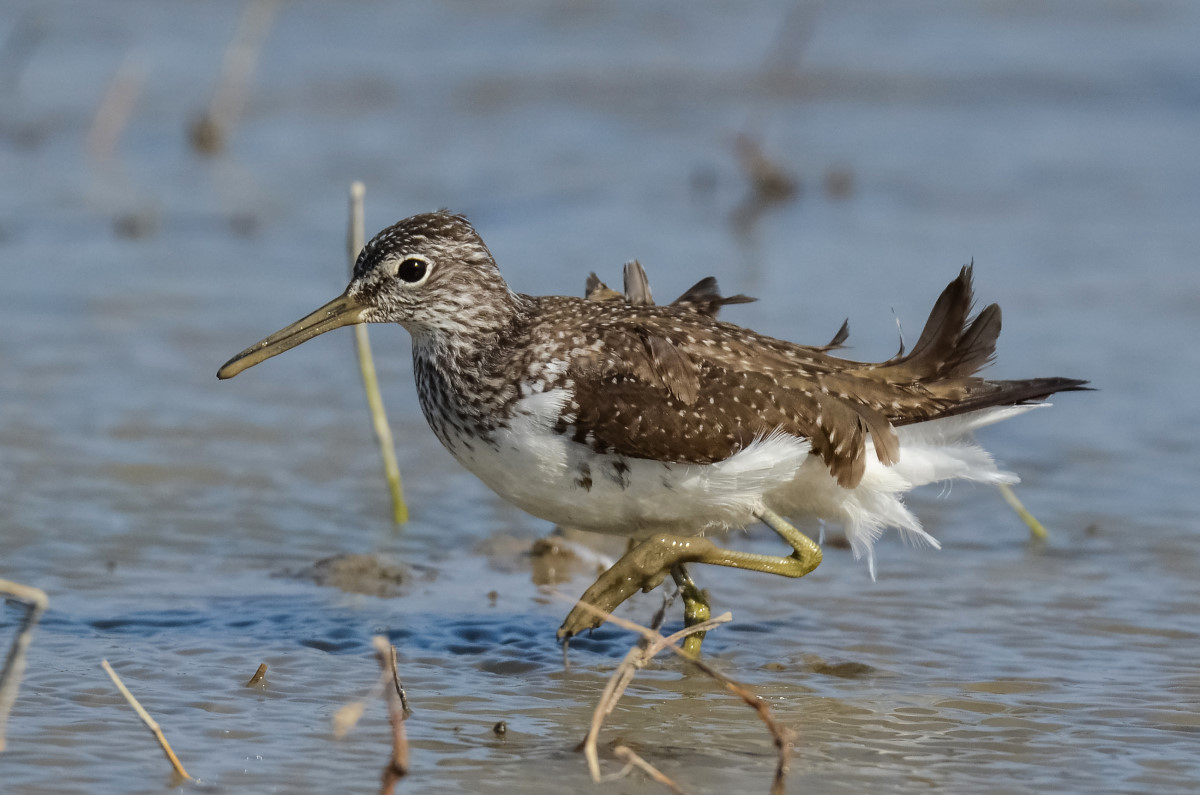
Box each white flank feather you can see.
[767,404,1046,577]
[449,388,1048,578]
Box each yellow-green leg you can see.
[996,483,1049,541]
[558,507,822,640]
[670,564,710,657]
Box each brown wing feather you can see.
[816,319,850,352]
[669,277,756,317]
[551,262,1085,489]
[563,318,893,486]
[643,333,700,405]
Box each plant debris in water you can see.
[285,554,411,598]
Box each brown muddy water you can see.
[2,2,1199,792]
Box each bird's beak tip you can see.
[215,292,367,381]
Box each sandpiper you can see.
[219,211,1087,641]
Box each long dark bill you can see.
[217,292,368,379]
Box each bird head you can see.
[218,211,513,379]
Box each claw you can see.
[557,535,702,638]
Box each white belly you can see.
[450,391,811,537]
[447,389,1043,576]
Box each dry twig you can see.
[0,579,47,752]
[189,0,279,154]
[562,593,793,794]
[381,640,412,717]
[348,181,409,524]
[371,636,410,794]
[332,637,412,792]
[583,593,676,779]
[87,51,148,161]
[100,659,192,782]
[613,745,687,795]
[332,699,368,739]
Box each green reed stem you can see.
[349,181,408,524]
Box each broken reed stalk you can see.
[190,0,279,154]
[383,641,412,718]
[332,699,368,739]
[348,181,409,524]
[583,594,675,781]
[331,637,412,793]
[562,594,792,794]
[613,745,687,795]
[87,51,148,161]
[0,579,48,752]
[371,636,410,794]
[245,663,268,687]
[585,608,732,785]
[100,659,192,782]
[996,482,1049,541]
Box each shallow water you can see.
[2,1,1199,792]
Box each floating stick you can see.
[100,659,192,782]
[371,636,410,794]
[0,579,47,752]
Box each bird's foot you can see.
[558,534,714,639]
[556,514,821,645]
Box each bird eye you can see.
[396,257,430,284]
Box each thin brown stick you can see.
[348,181,409,524]
[585,608,733,781]
[716,675,792,795]
[245,663,268,687]
[557,591,731,783]
[613,745,688,795]
[384,642,412,717]
[0,579,48,752]
[332,647,409,740]
[332,663,384,738]
[87,51,148,161]
[332,699,368,738]
[371,636,410,794]
[648,631,792,795]
[189,0,279,154]
[583,596,674,781]
[561,593,791,793]
[100,659,192,781]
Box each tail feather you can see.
[902,265,982,376]
[880,264,1002,383]
[867,265,1090,417]
[904,377,1091,425]
[944,302,1001,377]
[623,259,654,306]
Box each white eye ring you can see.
[389,254,433,287]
